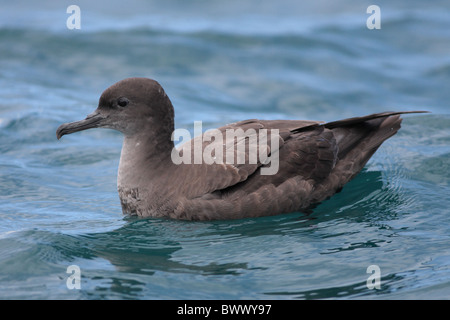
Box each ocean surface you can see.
[0,0,449,299]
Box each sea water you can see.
[0,0,449,299]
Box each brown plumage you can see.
[56,77,428,220]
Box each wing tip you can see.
[324,110,430,129]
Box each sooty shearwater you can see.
[56,77,427,220]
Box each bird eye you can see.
[117,97,129,107]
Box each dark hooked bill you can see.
[56,112,106,140]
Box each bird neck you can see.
[117,130,175,189]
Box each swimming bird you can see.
[56,77,427,220]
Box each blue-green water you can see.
[0,0,449,299]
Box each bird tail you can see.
[324,111,428,129]
[326,111,427,161]
[324,111,428,186]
